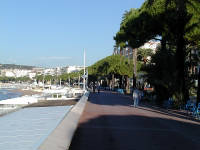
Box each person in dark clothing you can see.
[93,84,96,93]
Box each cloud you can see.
[38,56,72,60]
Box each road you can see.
[69,91,200,150]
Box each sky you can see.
[0,0,145,68]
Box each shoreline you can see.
[10,88,42,96]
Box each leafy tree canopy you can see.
[88,55,133,79]
[114,0,200,49]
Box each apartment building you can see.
[113,40,160,59]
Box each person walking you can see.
[133,89,140,107]
[97,82,100,93]
[93,83,96,93]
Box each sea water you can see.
[0,89,22,101]
[0,89,23,115]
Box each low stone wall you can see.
[38,91,90,150]
[0,104,26,116]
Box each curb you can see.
[38,91,90,150]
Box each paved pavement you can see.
[69,91,200,150]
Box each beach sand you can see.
[25,100,78,107]
[10,88,79,107]
[10,89,42,96]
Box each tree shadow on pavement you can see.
[69,114,200,150]
[88,91,133,106]
[89,91,200,124]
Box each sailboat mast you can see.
[83,50,86,91]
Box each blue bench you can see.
[193,103,200,119]
[117,89,124,94]
[185,100,196,112]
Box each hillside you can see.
[0,64,35,70]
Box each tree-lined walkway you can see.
[69,91,200,150]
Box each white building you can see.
[140,40,160,53]
[55,67,62,76]
[0,69,31,78]
[28,72,36,79]
[113,40,160,60]
[4,71,15,77]
[66,66,84,73]
[0,69,38,79]
[14,69,31,78]
[0,66,85,78]
[32,67,44,75]
[44,68,55,76]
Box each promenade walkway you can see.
[69,91,200,150]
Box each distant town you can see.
[0,40,160,81]
[0,64,84,79]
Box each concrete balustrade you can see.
[38,91,89,150]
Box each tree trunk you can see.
[161,34,166,51]
[122,76,124,89]
[175,0,188,104]
[133,48,137,88]
[125,76,130,94]
[120,47,123,65]
[112,74,115,90]
[175,26,187,103]
[119,76,122,89]
[128,47,130,64]
[106,77,109,87]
